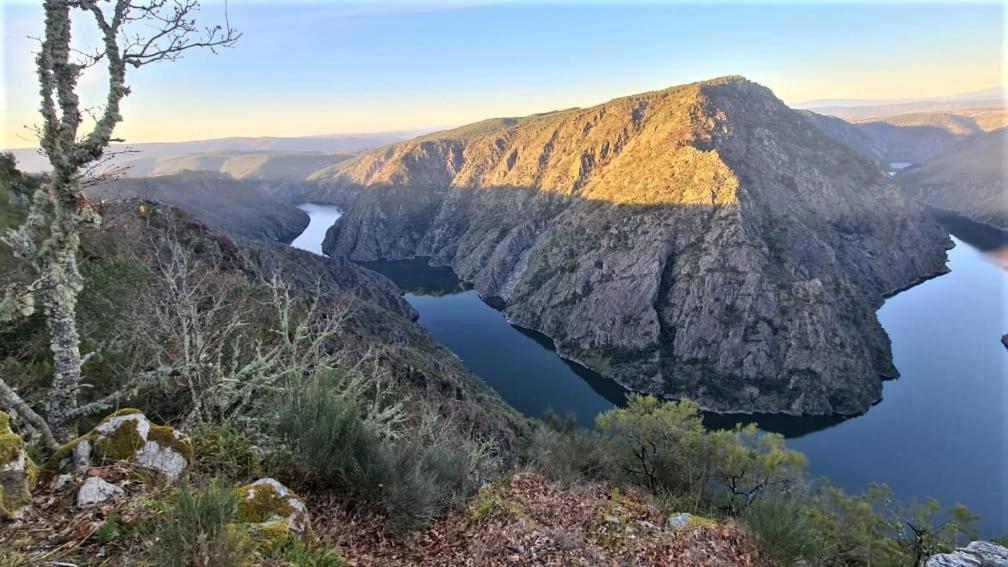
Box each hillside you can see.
[316,76,951,416]
[805,108,1006,164]
[897,128,1008,230]
[87,171,310,243]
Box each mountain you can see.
[897,128,1008,230]
[804,109,1006,164]
[315,76,951,416]
[87,171,310,243]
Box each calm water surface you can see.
[298,205,1007,534]
[290,203,342,254]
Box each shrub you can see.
[596,395,805,515]
[191,425,262,483]
[742,495,822,565]
[274,375,478,530]
[525,411,615,484]
[155,479,252,567]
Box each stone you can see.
[0,412,38,520]
[668,513,693,529]
[926,541,1008,567]
[76,476,124,508]
[49,409,192,481]
[236,478,310,536]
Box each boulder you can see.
[0,411,38,520]
[236,478,310,536]
[926,541,1008,567]
[76,476,124,508]
[50,409,192,481]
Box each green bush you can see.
[274,376,478,530]
[742,495,822,565]
[596,395,804,515]
[525,411,615,484]
[155,479,252,567]
[191,425,262,483]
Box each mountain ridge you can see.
[317,76,950,416]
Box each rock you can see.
[76,476,124,508]
[1001,334,1007,351]
[49,409,192,481]
[668,513,694,529]
[236,478,310,536]
[926,541,1008,566]
[0,412,38,520]
[319,76,951,416]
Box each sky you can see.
[1,1,1004,147]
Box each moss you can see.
[93,417,144,461]
[685,515,719,529]
[45,434,91,471]
[0,413,22,466]
[148,423,193,464]
[236,482,295,524]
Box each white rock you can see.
[668,513,693,528]
[926,541,1008,567]
[65,411,191,482]
[76,476,124,508]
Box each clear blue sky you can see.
[2,1,1003,145]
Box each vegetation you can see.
[521,394,985,566]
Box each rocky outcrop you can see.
[49,409,192,481]
[88,171,310,243]
[897,129,1008,230]
[0,412,38,520]
[926,541,1008,566]
[319,77,951,416]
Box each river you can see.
[293,203,1006,535]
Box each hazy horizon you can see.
[3,1,1004,147]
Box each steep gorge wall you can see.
[319,77,950,415]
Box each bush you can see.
[525,411,615,484]
[274,375,479,530]
[742,495,821,565]
[596,395,805,515]
[191,425,262,483]
[155,479,252,567]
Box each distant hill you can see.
[117,150,355,181]
[805,108,1006,164]
[87,171,310,243]
[5,131,421,173]
[897,128,1007,230]
[316,76,950,416]
[796,86,1005,120]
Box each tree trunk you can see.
[44,227,84,442]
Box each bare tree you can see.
[0,0,238,445]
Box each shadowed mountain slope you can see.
[897,128,1007,230]
[88,171,310,243]
[316,77,950,416]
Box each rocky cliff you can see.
[317,77,951,415]
[897,128,1007,230]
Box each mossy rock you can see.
[47,409,192,481]
[0,411,38,520]
[236,478,310,536]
